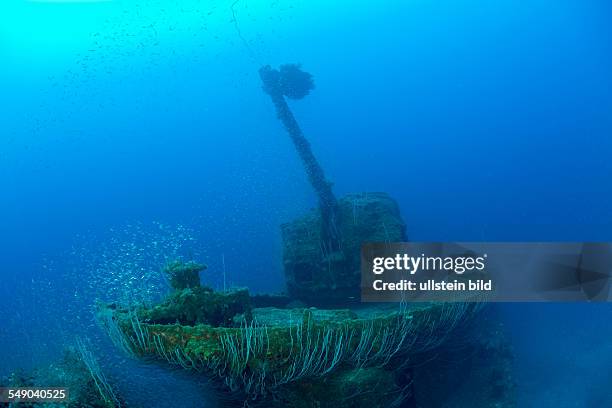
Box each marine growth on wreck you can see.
[97,262,491,407]
[91,66,516,407]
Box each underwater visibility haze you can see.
[1,0,612,406]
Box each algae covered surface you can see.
[97,274,514,407]
[282,192,406,304]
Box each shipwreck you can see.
[96,65,515,407]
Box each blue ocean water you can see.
[1,0,611,406]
